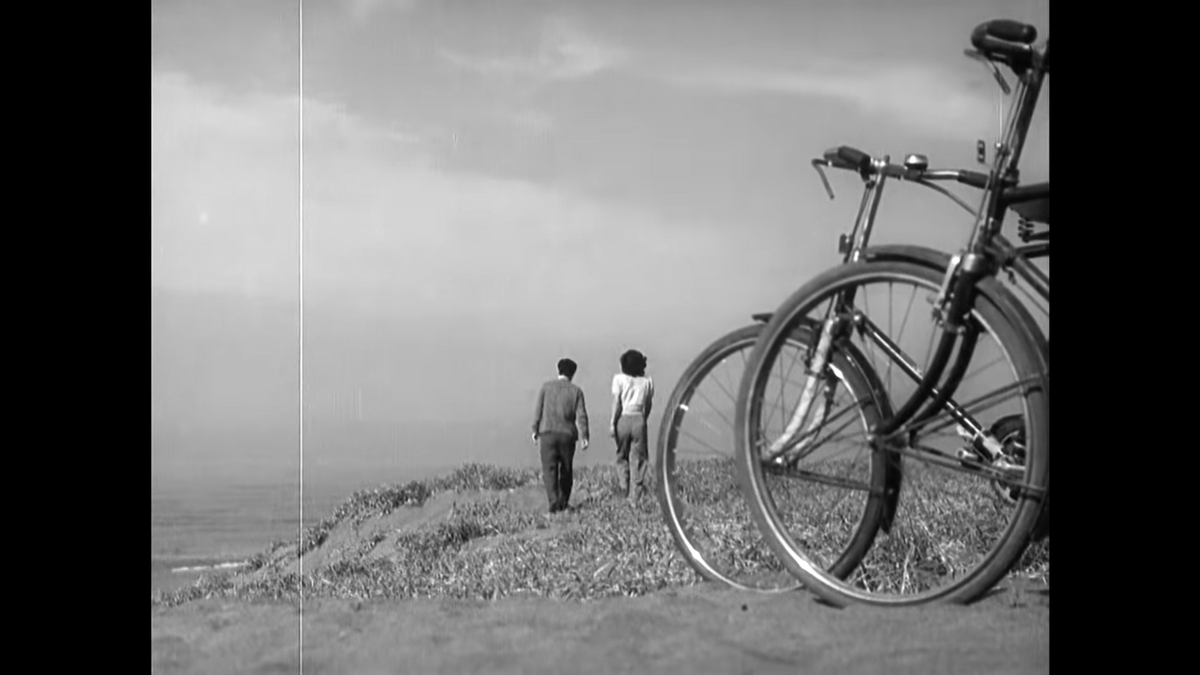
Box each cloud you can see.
[661,59,1000,141]
[149,69,733,331]
[150,67,809,451]
[439,16,628,83]
[296,132,729,328]
[435,16,628,135]
[344,0,421,22]
[152,72,297,298]
[151,71,430,300]
[495,107,554,135]
[152,73,293,145]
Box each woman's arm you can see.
[643,377,653,421]
[610,375,623,437]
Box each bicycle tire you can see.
[656,322,897,591]
[735,260,1049,607]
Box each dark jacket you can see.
[532,378,590,442]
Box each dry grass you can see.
[152,460,1048,608]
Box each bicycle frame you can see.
[939,31,1049,325]
[765,26,1048,468]
[894,30,1049,450]
[813,161,1050,272]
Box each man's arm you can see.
[532,385,545,441]
[576,389,590,446]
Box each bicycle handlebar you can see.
[815,146,994,189]
[825,146,870,172]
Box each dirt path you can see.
[151,579,1048,674]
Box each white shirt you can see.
[612,373,654,416]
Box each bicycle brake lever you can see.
[811,160,836,200]
[964,49,1011,95]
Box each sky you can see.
[151,0,1050,489]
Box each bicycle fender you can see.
[865,244,1048,363]
[861,244,953,271]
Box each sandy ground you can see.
[151,577,1048,674]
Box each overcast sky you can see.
[151,0,1049,487]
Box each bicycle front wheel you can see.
[657,322,895,592]
[735,260,1049,607]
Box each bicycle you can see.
[654,20,1049,594]
[655,313,893,592]
[655,21,1048,594]
[732,19,1050,607]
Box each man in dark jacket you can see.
[532,358,590,513]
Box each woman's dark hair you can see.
[619,349,647,377]
[557,358,578,378]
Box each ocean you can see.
[150,465,449,596]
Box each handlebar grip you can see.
[823,146,871,171]
[956,171,990,189]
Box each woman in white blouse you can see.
[610,349,654,504]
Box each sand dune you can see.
[153,468,1048,673]
[152,579,1048,674]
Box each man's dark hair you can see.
[557,358,578,379]
[619,349,647,377]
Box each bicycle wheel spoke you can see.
[765,345,807,435]
[763,462,874,493]
[676,433,732,458]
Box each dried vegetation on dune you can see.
[153,462,1048,608]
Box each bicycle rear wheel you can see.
[657,322,895,591]
[735,260,1048,606]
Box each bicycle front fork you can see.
[933,250,990,332]
[763,313,841,464]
